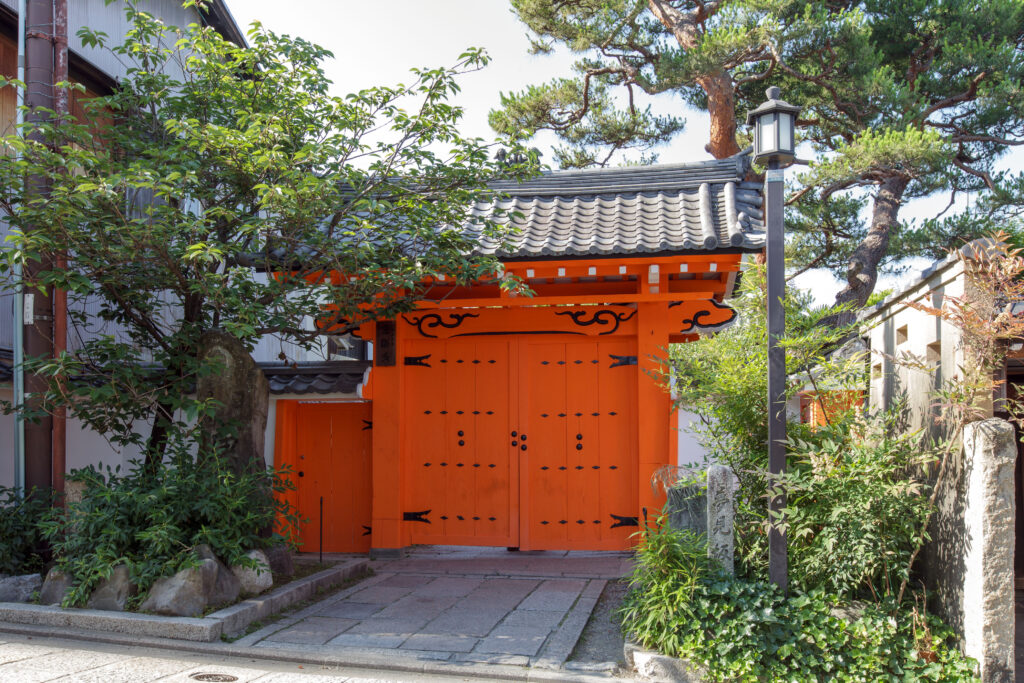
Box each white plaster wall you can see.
[864,260,966,436]
[676,408,708,467]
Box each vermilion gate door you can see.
[292,401,373,553]
[519,338,638,550]
[401,335,637,551]
[403,338,517,546]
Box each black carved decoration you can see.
[610,514,639,529]
[404,510,431,523]
[609,354,638,368]
[362,420,373,430]
[362,525,372,536]
[402,312,479,338]
[404,354,432,367]
[671,299,738,332]
[555,308,637,335]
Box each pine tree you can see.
[491,0,1024,310]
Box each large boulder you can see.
[231,549,273,597]
[39,567,74,606]
[195,330,269,478]
[86,564,137,612]
[195,545,240,607]
[0,573,42,603]
[139,559,217,617]
[263,544,294,580]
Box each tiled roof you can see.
[260,361,369,395]
[471,152,764,259]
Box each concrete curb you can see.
[0,622,634,682]
[0,558,368,643]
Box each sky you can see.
[226,0,1022,306]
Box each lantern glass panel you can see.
[779,112,793,153]
[758,113,777,154]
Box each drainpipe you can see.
[12,0,27,492]
[51,0,67,500]
[22,0,55,492]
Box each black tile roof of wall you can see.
[473,151,765,259]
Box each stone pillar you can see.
[961,419,1015,683]
[706,464,735,575]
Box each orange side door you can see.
[292,401,372,553]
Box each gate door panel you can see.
[521,338,637,550]
[293,401,372,553]
[404,338,516,546]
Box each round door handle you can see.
[298,471,304,477]
[511,441,518,447]
[521,434,527,441]
[459,440,465,446]
[458,430,464,437]
[511,431,518,437]
[520,444,527,451]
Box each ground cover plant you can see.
[621,522,978,682]
[40,441,301,608]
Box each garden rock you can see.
[231,549,273,597]
[263,544,294,579]
[0,573,42,603]
[39,567,73,606]
[195,545,240,607]
[86,564,137,611]
[139,559,217,617]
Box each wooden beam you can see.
[414,287,725,309]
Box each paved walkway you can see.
[237,547,633,671]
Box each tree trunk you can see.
[144,395,176,476]
[698,71,742,159]
[829,174,911,325]
[646,1,740,160]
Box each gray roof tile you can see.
[475,153,764,259]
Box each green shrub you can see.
[0,486,52,574]
[41,445,301,607]
[621,519,979,682]
[740,410,935,600]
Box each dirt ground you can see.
[569,579,629,666]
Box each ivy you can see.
[621,524,979,682]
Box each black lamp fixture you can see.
[746,86,801,165]
[746,86,801,595]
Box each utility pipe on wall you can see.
[52,0,68,499]
[12,0,27,492]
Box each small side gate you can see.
[275,400,373,553]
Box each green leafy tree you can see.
[491,1,1024,311]
[0,1,536,470]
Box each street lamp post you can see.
[746,87,800,593]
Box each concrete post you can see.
[962,419,1015,682]
[706,464,736,575]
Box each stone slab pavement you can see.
[0,547,636,682]
[244,547,634,672]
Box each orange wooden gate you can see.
[276,400,373,553]
[400,335,638,550]
[403,338,517,546]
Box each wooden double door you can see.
[403,336,639,550]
